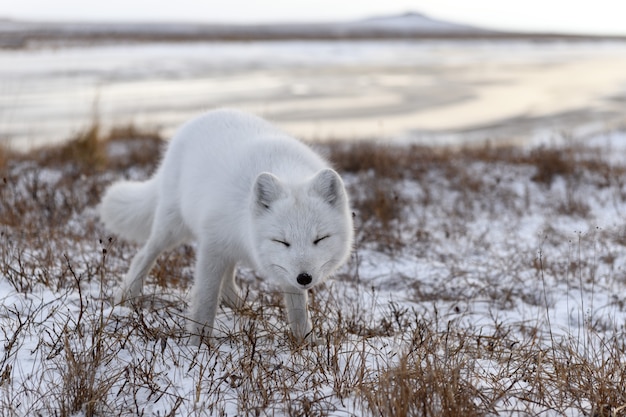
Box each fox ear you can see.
[254,172,286,212]
[310,169,346,208]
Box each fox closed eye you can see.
[272,239,291,247]
[313,235,330,245]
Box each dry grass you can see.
[1,128,626,416]
[0,142,8,170]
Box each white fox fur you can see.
[99,109,353,344]
[99,179,158,244]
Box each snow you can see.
[1,136,626,415]
[3,39,626,151]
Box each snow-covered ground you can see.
[1,132,625,415]
[2,40,626,150]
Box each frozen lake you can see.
[2,39,626,149]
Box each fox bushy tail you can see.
[99,179,158,244]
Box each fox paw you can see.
[295,331,323,348]
[113,286,140,306]
[113,288,126,305]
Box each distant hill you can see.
[347,12,485,34]
[0,12,621,49]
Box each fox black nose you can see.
[297,273,312,286]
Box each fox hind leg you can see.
[221,266,243,310]
[116,205,188,304]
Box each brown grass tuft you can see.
[324,141,409,179]
[528,147,577,185]
[31,122,107,173]
[361,333,487,417]
[30,121,163,174]
[104,124,163,171]
[350,176,406,251]
[0,142,8,171]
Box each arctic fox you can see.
[99,109,353,344]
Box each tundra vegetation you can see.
[1,124,625,416]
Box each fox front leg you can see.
[283,290,320,344]
[187,244,232,345]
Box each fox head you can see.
[251,168,353,290]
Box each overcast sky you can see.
[1,0,625,35]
